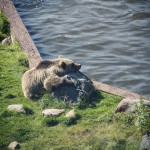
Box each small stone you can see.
[139,132,150,150]
[65,109,75,118]
[42,109,65,116]
[8,141,20,150]
[2,36,11,45]
[7,104,26,114]
[115,98,150,113]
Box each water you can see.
[12,0,150,97]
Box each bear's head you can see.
[56,56,81,75]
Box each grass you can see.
[0,13,149,150]
[0,13,10,41]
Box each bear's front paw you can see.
[64,78,74,85]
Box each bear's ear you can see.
[59,61,66,69]
[36,60,52,69]
[58,55,64,59]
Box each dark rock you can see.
[51,71,95,102]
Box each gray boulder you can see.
[7,104,26,114]
[139,132,150,150]
[8,141,20,150]
[115,98,150,113]
[42,109,65,116]
[51,71,95,102]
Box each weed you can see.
[0,13,10,41]
[4,93,17,99]
[96,112,113,123]
[76,89,102,109]
[0,110,24,118]
[0,110,13,118]
[110,139,126,150]
[135,100,150,134]
[42,117,59,127]
[18,56,29,67]
[114,113,135,126]
[11,128,31,143]
[23,106,34,115]
[63,114,81,126]
[39,94,73,109]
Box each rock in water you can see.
[51,71,95,102]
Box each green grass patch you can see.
[0,13,148,150]
[42,117,60,127]
[63,114,81,126]
[0,13,10,41]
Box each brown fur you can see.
[35,60,52,69]
[22,56,81,99]
[44,75,73,92]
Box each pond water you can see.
[12,0,150,97]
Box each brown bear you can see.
[22,56,81,99]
